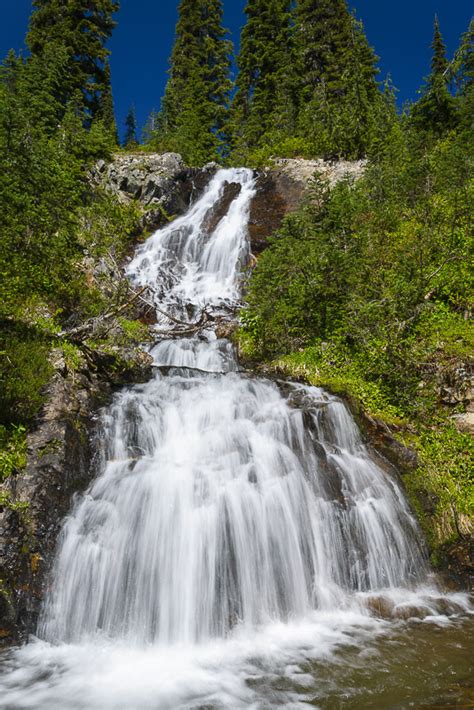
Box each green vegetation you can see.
[0,426,27,483]
[240,18,474,554]
[228,0,294,163]
[27,0,119,122]
[406,424,473,549]
[124,105,138,148]
[230,0,384,164]
[144,0,232,164]
[0,0,155,506]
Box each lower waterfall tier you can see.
[39,336,428,645]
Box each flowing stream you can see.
[0,168,472,709]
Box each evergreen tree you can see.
[450,18,474,133]
[27,0,119,119]
[124,104,137,147]
[146,0,232,165]
[296,0,353,102]
[295,1,381,158]
[142,109,160,144]
[98,60,119,144]
[229,0,294,159]
[410,16,458,135]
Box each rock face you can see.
[0,347,153,646]
[93,154,366,253]
[437,364,474,436]
[91,153,219,234]
[249,158,365,253]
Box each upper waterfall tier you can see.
[126,168,256,324]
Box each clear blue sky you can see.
[1,1,472,142]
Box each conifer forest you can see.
[0,1,472,708]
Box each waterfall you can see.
[38,168,428,645]
[1,168,469,710]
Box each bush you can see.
[0,327,53,425]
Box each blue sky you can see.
[1,1,472,141]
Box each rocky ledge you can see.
[91,152,366,253]
[249,157,365,253]
[91,152,219,234]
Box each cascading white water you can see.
[127,168,255,324]
[1,167,470,710]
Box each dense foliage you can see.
[144,0,384,165]
[241,18,474,549]
[230,0,384,164]
[0,1,122,475]
[27,0,119,122]
[228,0,294,161]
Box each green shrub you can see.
[0,424,27,482]
[0,328,53,425]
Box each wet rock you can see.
[88,346,154,386]
[342,397,418,475]
[365,595,396,619]
[438,538,474,591]
[215,319,239,340]
[392,604,431,620]
[248,171,303,253]
[249,158,365,253]
[202,182,242,235]
[434,596,468,615]
[0,367,109,646]
[0,339,154,646]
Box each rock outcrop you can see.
[0,347,153,646]
[91,153,219,234]
[92,153,366,255]
[248,158,365,253]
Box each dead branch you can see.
[58,287,148,342]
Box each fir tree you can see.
[27,0,119,119]
[450,18,474,133]
[98,60,118,144]
[296,0,353,102]
[124,105,137,148]
[295,1,381,158]
[410,16,458,135]
[229,0,294,159]
[146,0,232,164]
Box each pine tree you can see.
[410,16,458,135]
[98,60,118,144]
[450,18,474,133]
[229,0,294,159]
[27,0,119,120]
[124,105,137,148]
[146,0,232,165]
[296,0,353,102]
[295,1,381,158]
